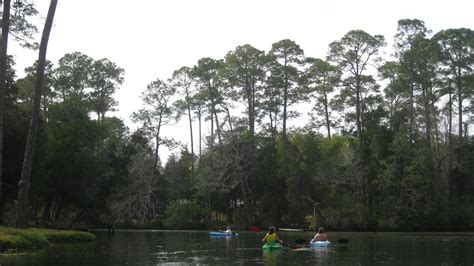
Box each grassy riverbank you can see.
[0,227,96,252]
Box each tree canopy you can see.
[1,17,473,231]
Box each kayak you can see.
[310,240,331,248]
[262,242,282,251]
[208,231,239,237]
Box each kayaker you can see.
[312,227,328,242]
[225,226,232,234]
[262,226,283,244]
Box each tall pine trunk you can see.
[422,86,432,144]
[214,111,222,145]
[198,108,202,158]
[247,79,254,138]
[355,83,364,199]
[408,57,415,142]
[324,92,331,139]
[186,100,194,179]
[154,112,163,170]
[15,0,57,228]
[456,71,463,138]
[210,105,214,150]
[282,66,288,137]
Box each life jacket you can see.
[265,233,277,243]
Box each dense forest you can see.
[1,7,473,231]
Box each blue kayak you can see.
[208,231,239,237]
[310,240,331,248]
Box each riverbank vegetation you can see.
[0,227,95,252]
[1,12,473,231]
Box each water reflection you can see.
[0,231,472,265]
[263,249,281,265]
[310,246,330,265]
[312,247,329,257]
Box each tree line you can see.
[1,11,473,230]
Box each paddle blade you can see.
[249,226,261,233]
[294,239,306,244]
[337,239,349,243]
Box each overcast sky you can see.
[10,0,474,160]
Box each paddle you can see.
[288,243,298,250]
[274,241,298,250]
[283,239,306,250]
[249,226,261,233]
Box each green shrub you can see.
[32,229,96,242]
[16,230,49,248]
[0,228,49,252]
[0,235,18,251]
[0,227,95,253]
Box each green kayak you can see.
[262,242,282,251]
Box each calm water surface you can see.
[0,230,473,265]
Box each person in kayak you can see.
[312,227,328,242]
[262,226,283,244]
[225,226,232,234]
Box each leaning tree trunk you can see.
[15,0,57,228]
[0,0,11,224]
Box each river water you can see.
[0,230,473,265]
